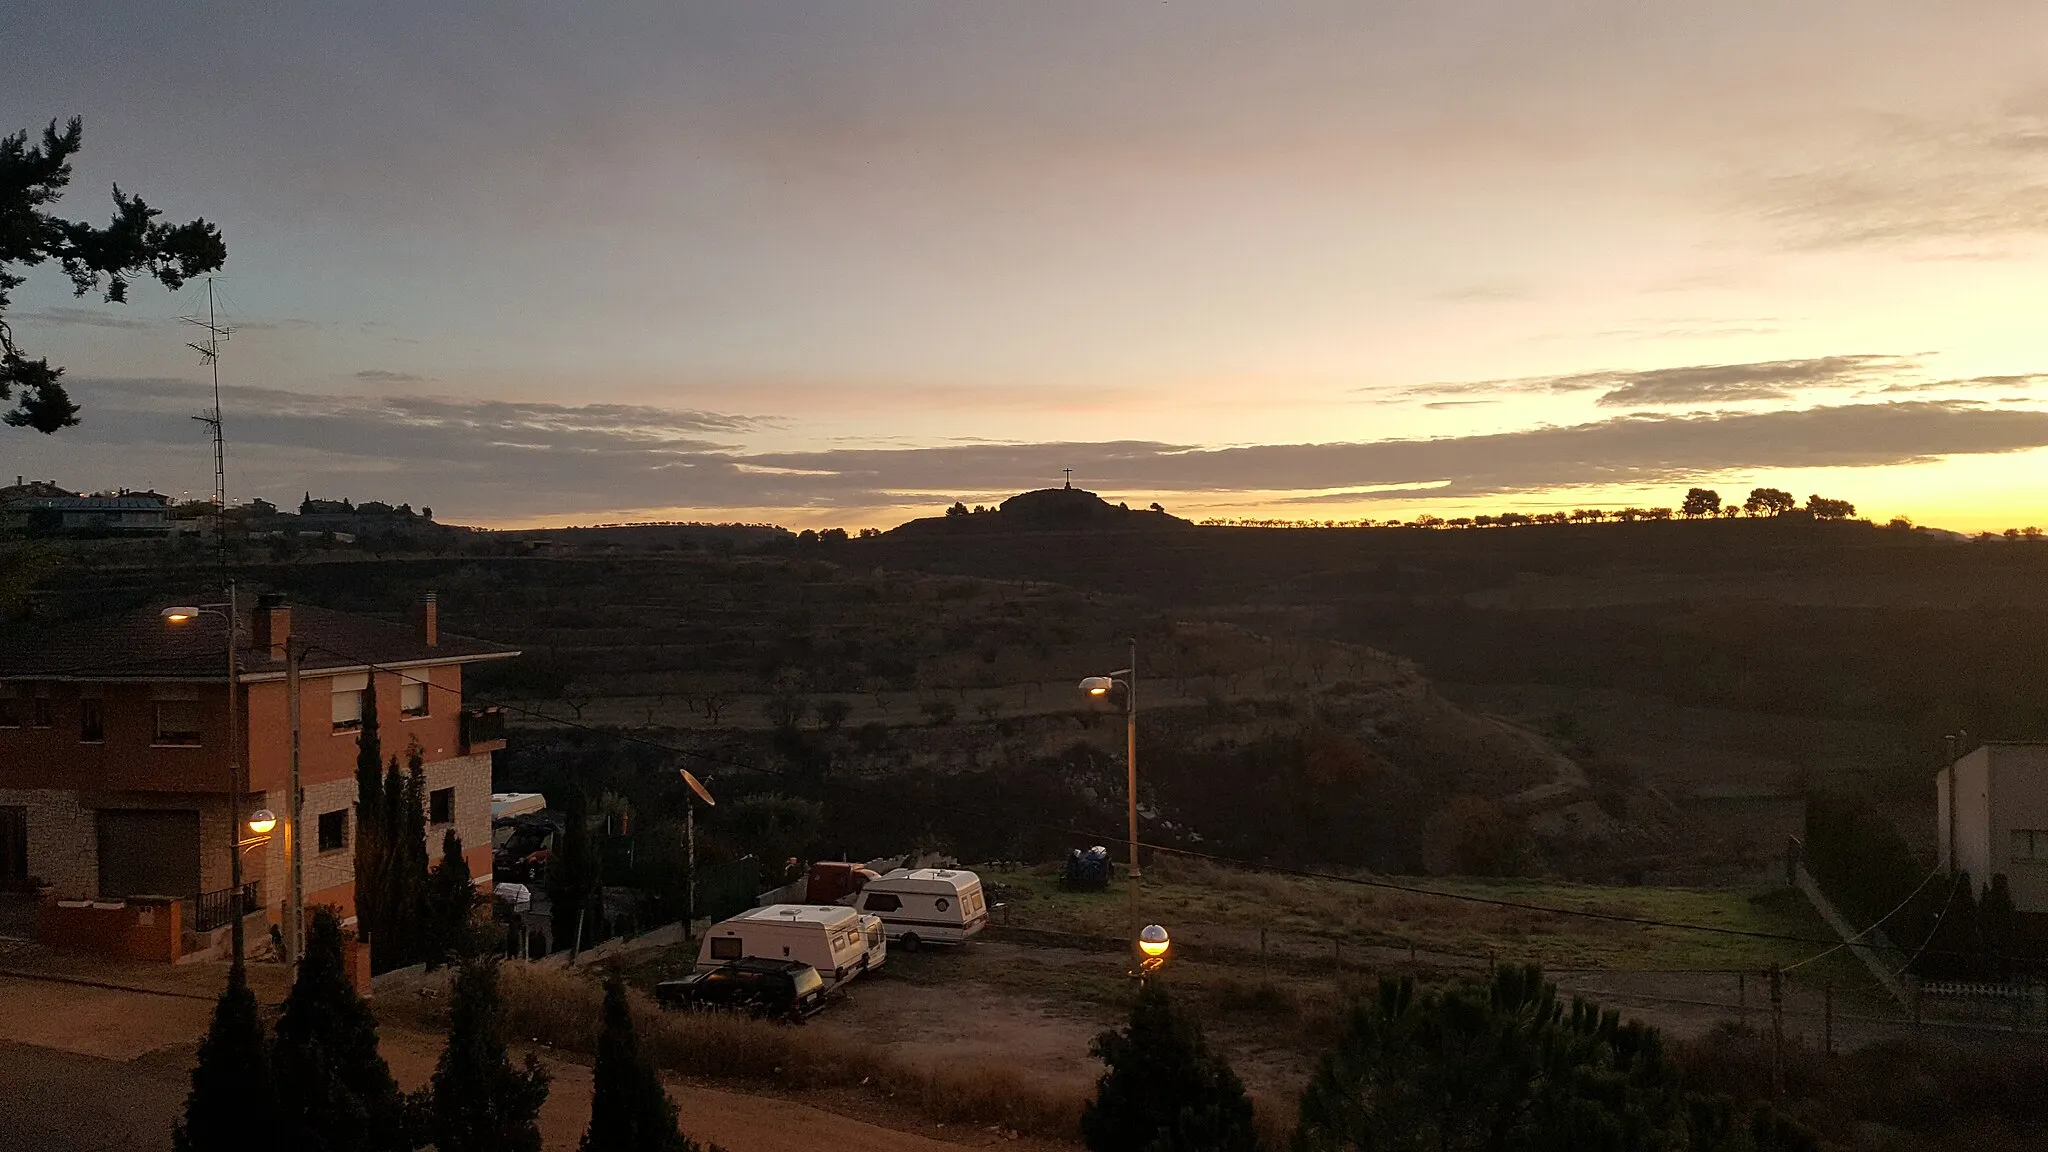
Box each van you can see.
[852,868,988,949]
[697,904,887,987]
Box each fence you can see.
[190,881,261,934]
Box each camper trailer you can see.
[851,868,988,949]
[697,904,886,986]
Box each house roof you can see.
[0,602,519,682]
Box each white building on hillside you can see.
[1937,743,2048,914]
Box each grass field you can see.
[981,857,1874,989]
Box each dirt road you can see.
[0,966,1077,1152]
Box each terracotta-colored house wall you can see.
[0,682,235,793]
[244,664,466,794]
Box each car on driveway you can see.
[654,957,828,1022]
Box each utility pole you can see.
[284,636,305,965]
[1125,636,1139,933]
[223,581,245,969]
[1769,965,1785,1104]
[1945,732,1961,874]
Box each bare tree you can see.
[700,690,731,725]
[563,683,594,722]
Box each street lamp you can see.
[1135,923,1170,983]
[1078,637,1139,930]
[245,810,277,837]
[163,586,250,969]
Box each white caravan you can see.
[851,868,988,949]
[697,904,886,987]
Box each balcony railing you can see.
[460,706,507,752]
[191,880,261,934]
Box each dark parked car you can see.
[654,957,827,1022]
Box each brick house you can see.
[0,594,516,954]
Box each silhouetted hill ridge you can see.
[889,486,1193,535]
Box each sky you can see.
[6,2,2048,531]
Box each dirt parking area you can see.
[0,953,1080,1152]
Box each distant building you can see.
[1,488,175,536]
[1937,743,2048,914]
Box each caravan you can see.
[697,904,886,987]
[851,868,988,949]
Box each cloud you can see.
[1434,282,1530,303]
[1591,356,1911,406]
[14,307,153,331]
[1878,374,2048,394]
[1387,355,1915,407]
[745,401,2048,501]
[21,379,2048,523]
[354,369,425,384]
[1748,104,2048,249]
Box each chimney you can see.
[253,592,291,660]
[420,591,439,647]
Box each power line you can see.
[294,640,1945,955]
[2,620,2020,965]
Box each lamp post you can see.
[1136,922,1171,984]
[1079,637,1139,930]
[163,586,251,968]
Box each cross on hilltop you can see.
[1063,468,1073,489]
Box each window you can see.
[429,787,455,825]
[934,897,950,913]
[2011,830,2048,862]
[709,936,744,960]
[26,697,52,728]
[331,680,364,725]
[400,679,429,717]
[153,700,202,746]
[79,698,104,743]
[318,809,349,853]
[863,892,902,913]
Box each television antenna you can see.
[182,277,231,581]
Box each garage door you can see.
[96,809,201,899]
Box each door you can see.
[0,807,26,888]
[95,809,201,899]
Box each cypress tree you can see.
[424,829,480,968]
[371,741,432,971]
[353,683,388,960]
[1082,982,1259,1152]
[551,789,599,954]
[425,961,549,1152]
[582,977,701,1152]
[273,909,410,1152]
[172,963,277,1152]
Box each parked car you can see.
[698,904,887,987]
[852,867,988,950]
[655,957,826,1022]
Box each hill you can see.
[853,514,2048,866]
[13,545,1654,878]
[891,485,1192,535]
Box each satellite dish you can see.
[680,768,716,807]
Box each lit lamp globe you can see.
[246,810,278,837]
[1137,923,1170,960]
[1080,676,1114,697]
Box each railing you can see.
[460,706,507,752]
[191,881,261,934]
